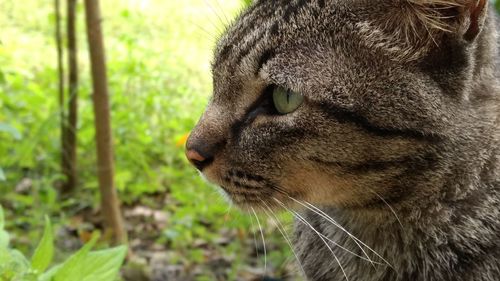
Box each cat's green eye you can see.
[272,86,304,114]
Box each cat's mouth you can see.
[218,169,283,208]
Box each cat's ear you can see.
[403,0,488,41]
[462,0,488,41]
[360,0,488,61]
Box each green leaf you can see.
[0,205,4,230]
[0,205,10,249]
[39,233,127,281]
[41,233,99,281]
[79,246,128,281]
[38,263,61,281]
[0,123,21,140]
[31,216,54,273]
[0,168,5,181]
[0,247,10,264]
[0,249,30,278]
[0,206,10,249]
[9,249,30,269]
[0,230,8,249]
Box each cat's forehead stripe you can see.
[215,0,316,71]
[256,49,276,75]
[214,3,274,67]
[234,21,282,68]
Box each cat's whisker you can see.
[248,209,260,260]
[269,185,382,266]
[273,198,350,281]
[188,19,219,42]
[288,196,392,268]
[300,199,393,268]
[213,0,230,26]
[366,187,405,231]
[271,197,380,264]
[202,0,225,34]
[251,207,267,275]
[259,199,307,277]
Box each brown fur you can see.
[186,0,500,280]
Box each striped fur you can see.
[187,0,500,280]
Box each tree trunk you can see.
[55,0,66,185]
[62,0,78,193]
[84,0,127,245]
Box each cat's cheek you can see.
[278,163,364,207]
[198,157,226,186]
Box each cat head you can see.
[186,0,497,212]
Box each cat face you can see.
[186,0,494,210]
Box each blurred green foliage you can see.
[0,0,239,219]
[0,0,293,279]
[243,0,253,7]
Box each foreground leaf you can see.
[39,233,127,281]
[0,206,7,249]
[39,234,98,281]
[0,249,30,279]
[31,216,54,273]
[0,230,8,249]
[0,205,5,230]
[80,246,128,281]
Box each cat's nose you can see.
[185,149,211,171]
[185,141,215,171]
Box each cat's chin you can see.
[217,185,294,213]
[230,199,283,214]
[221,186,271,208]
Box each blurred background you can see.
[0,0,297,280]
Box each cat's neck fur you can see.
[295,151,500,280]
[294,8,500,281]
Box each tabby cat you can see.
[185,0,500,280]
